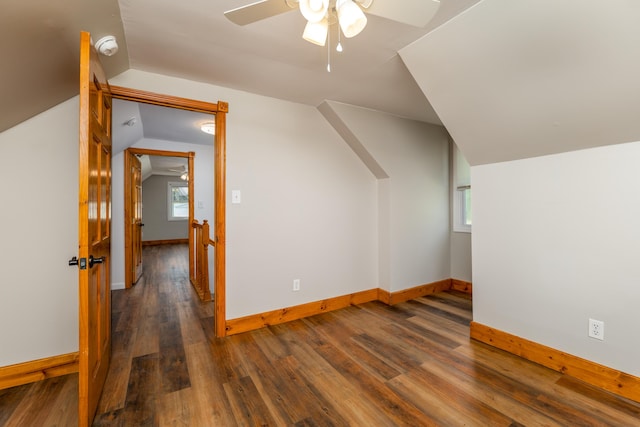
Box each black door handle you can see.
[69,256,79,266]
[89,255,105,268]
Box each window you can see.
[168,182,189,221]
[453,143,471,233]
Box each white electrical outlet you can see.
[588,318,604,341]
[293,279,300,292]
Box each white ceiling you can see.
[401,0,640,165]
[0,0,481,133]
[5,0,639,166]
[112,99,214,154]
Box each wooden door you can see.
[133,154,143,283]
[78,31,112,427]
[124,150,143,287]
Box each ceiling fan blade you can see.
[224,0,297,26]
[362,0,440,28]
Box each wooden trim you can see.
[124,148,192,158]
[124,150,133,288]
[470,322,640,404]
[385,279,453,305]
[377,288,392,305]
[451,279,472,293]
[225,279,467,336]
[111,87,228,339]
[0,352,79,390]
[225,289,379,336]
[214,104,227,338]
[111,86,221,114]
[142,239,189,246]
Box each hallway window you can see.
[168,182,188,220]
[453,143,471,233]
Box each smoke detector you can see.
[95,35,119,56]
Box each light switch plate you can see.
[231,190,241,204]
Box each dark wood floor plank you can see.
[0,381,29,425]
[3,376,70,427]
[3,244,640,426]
[121,353,159,427]
[313,340,430,426]
[302,312,402,382]
[158,306,191,394]
[223,375,279,427]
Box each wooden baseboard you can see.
[451,279,472,293]
[383,279,453,305]
[226,279,468,336]
[470,322,640,404]
[225,289,379,336]
[0,352,79,390]
[142,239,188,246]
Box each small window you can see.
[458,185,472,227]
[453,143,471,233]
[168,182,188,221]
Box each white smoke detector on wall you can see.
[94,35,119,56]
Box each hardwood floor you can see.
[2,243,640,426]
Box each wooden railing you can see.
[190,219,214,302]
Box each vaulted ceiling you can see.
[3,0,640,166]
[1,0,479,134]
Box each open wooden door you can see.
[124,149,143,287]
[78,31,112,427]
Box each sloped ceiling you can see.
[0,0,484,134]
[400,0,640,165]
[0,0,129,132]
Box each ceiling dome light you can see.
[336,0,367,38]
[299,0,329,23]
[303,18,329,46]
[200,122,215,135]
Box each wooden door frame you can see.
[112,86,228,338]
[124,148,195,288]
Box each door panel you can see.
[78,31,112,427]
[125,150,143,287]
[132,153,143,283]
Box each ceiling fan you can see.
[225,0,441,44]
[168,165,189,181]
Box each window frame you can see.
[453,144,472,233]
[167,181,189,221]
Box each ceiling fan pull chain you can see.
[327,23,331,72]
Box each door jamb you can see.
[112,86,227,338]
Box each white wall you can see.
[473,141,640,377]
[0,98,79,366]
[450,232,472,282]
[450,141,472,282]
[320,101,451,292]
[0,67,458,367]
[141,175,190,241]
[110,70,379,319]
[111,138,214,291]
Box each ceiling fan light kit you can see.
[299,0,329,22]
[303,18,329,46]
[200,122,216,135]
[336,0,367,38]
[223,0,441,69]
